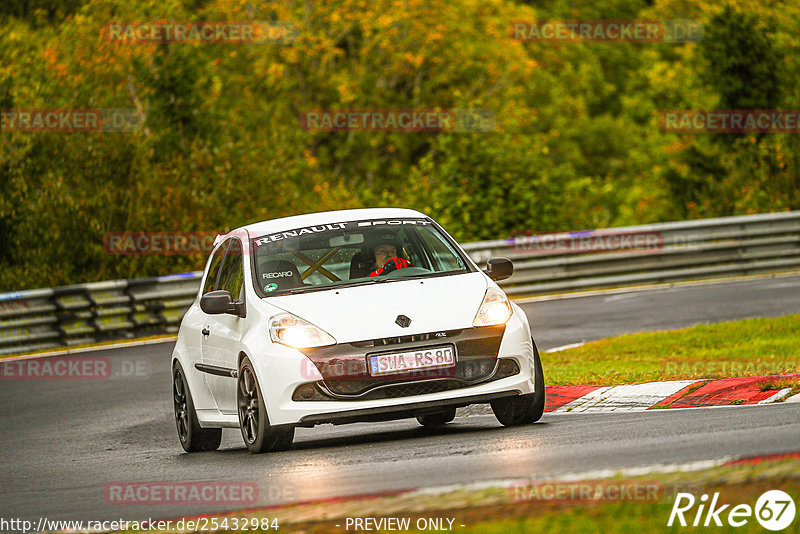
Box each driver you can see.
[369,233,411,277]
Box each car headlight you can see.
[473,287,513,327]
[269,313,336,348]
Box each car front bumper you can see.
[252,307,536,426]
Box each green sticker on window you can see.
[264,283,278,292]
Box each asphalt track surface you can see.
[2,275,800,523]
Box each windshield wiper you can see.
[271,280,372,296]
[266,272,462,296]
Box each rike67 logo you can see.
[668,490,796,530]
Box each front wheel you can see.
[491,338,545,426]
[237,356,294,454]
[173,362,222,452]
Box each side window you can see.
[418,229,465,272]
[202,241,228,294]
[398,229,425,268]
[218,238,244,300]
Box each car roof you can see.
[231,208,430,239]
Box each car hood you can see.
[265,272,489,343]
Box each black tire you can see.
[237,356,294,454]
[416,407,457,428]
[173,361,222,452]
[491,338,546,426]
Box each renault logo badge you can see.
[395,315,411,328]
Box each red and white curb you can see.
[549,380,702,412]
[544,374,800,412]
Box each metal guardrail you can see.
[0,273,201,356]
[2,211,799,356]
[464,210,800,296]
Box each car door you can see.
[201,237,245,414]
[183,238,227,374]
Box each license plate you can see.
[368,345,456,376]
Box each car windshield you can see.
[251,218,470,296]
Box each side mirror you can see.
[485,257,513,281]
[200,290,245,316]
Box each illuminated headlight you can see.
[472,287,513,327]
[269,313,336,348]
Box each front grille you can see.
[323,358,497,395]
[296,325,509,401]
[292,358,520,401]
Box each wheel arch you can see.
[171,345,217,412]
[238,350,249,369]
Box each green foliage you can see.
[0,0,798,290]
[0,0,85,23]
[702,6,783,111]
[655,0,800,218]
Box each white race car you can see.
[172,208,545,453]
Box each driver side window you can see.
[218,238,244,300]
[202,241,228,295]
[417,229,464,272]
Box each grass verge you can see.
[542,314,800,385]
